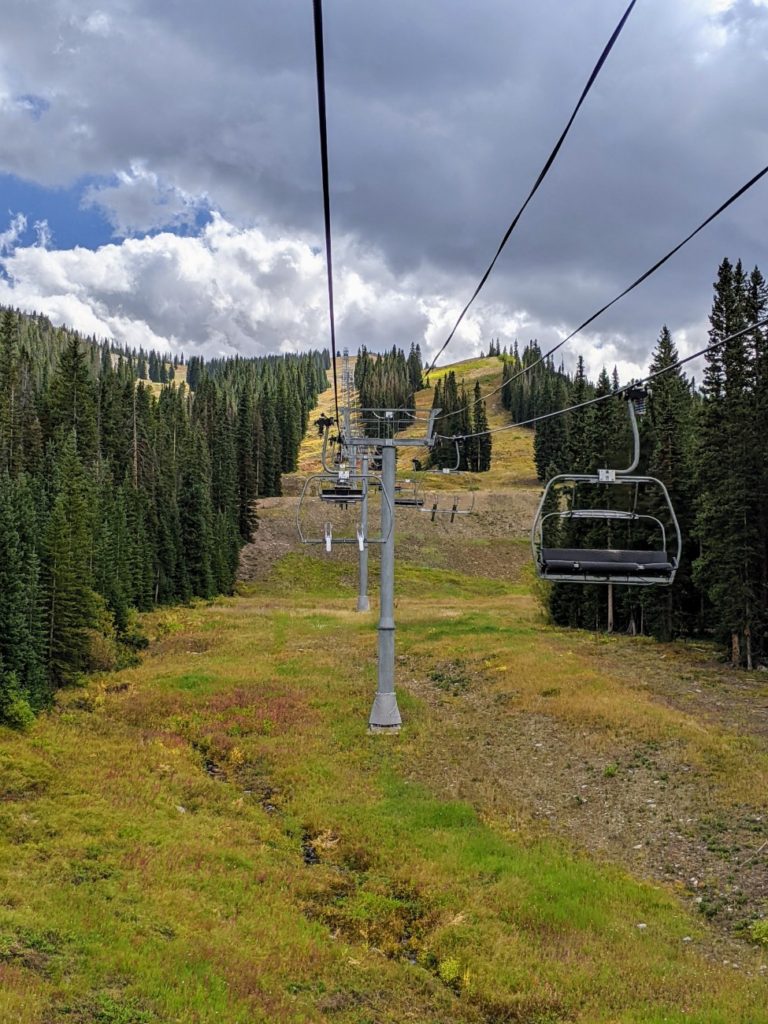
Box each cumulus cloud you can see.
[0,213,485,361]
[0,209,695,385]
[82,162,207,235]
[0,213,27,254]
[0,0,765,373]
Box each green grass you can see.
[1,556,767,1023]
[2,342,767,1021]
[426,356,503,382]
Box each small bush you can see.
[85,629,120,672]
[121,609,149,650]
[751,918,768,946]
[0,673,35,730]
[437,956,463,991]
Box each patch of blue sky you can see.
[0,173,114,250]
[15,94,50,122]
[0,173,215,250]
[168,205,214,237]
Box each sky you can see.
[0,0,766,379]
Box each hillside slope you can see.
[2,357,768,1023]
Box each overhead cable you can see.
[437,315,768,441]
[312,0,341,424]
[420,0,639,383]
[435,162,768,423]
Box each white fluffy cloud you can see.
[0,213,27,254]
[0,0,766,376]
[0,210,678,383]
[0,214,493,360]
[82,163,206,236]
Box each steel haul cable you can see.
[437,316,768,441]
[419,0,639,387]
[312,0,341,426]
[426,163,768,426]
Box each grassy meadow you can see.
[1,358,767,1023]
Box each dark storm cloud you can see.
[0,0,766,367]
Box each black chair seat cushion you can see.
[320,487,364,501]
[541,548,673,574]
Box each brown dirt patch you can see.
[401,653,768,955]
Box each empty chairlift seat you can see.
[319,470,365,504]
[531,391,682,587]
[539,547,675,579]
[319,483,365,503]
[393,480,424,507]
[532,484,681,586]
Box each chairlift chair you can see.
[414,438,476,521]
[531,390,681,586]
[420,490,476,523]
[297,472,393,551]
[319,469,366,507]
[393,478,425,508]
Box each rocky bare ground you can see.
[402,651,768,967]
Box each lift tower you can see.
[341,407,439,731]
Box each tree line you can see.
[430,371,492,472]
[352,345,492,472]
[354,343,424,412]
[523,257,768,667]
[0,306,326,724]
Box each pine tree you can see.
[0,309,23,476]
[567,356,593,473]
[48,334,99,462]
[748,267,768,654]
[179,426,215,599]
[533,375,568,480]
[236,388,258,540]
[44,432,99,683]
[471,381,492,472]
[636,327,696,641]
[694,258,758,665]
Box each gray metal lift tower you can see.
[342,407,439,732]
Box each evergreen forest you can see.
[354,343,425,412]
[354,345,492,471]
[515,257,768,668]
[0,306,327,724]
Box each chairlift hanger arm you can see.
[437,437,461,472]
[320,425,336,473]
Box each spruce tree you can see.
[694,258,758,665]
[0,309,23,476]
[44,432,99,683]
[179,426,215,599]
[48,335,99,462]
[471,381,492,472]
